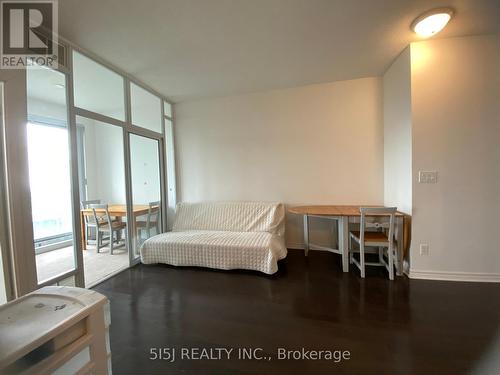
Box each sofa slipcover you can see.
[140,201,286,274]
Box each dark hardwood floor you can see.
[94,250,500,375]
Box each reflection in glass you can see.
[27,67,76,283]
[130,83,162,133]
[27,123,73,239]
[0,83,8,304]
[73,51,125,121]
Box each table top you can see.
[81,204,150,216]
[288,205,405,217]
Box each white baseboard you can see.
[409,269,500,283]
[286,243,335,252]
[287,242,305,250]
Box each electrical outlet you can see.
[420,244,430,256]
[419,171,438,183]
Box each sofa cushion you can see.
[172,201,284,235]
[141,230,287,274]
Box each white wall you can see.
[175,78,384,247]
[383,47,412,215]
[409,34,500,281]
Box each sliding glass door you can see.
[71,50,135,287]
[127,79,165,263]
[129,134,163,261]
[75,116,129,287]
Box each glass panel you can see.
[164,101,172,118]
[130,134,162,258]
[130,83,162,132]
[27,67,76,284]
[76,116,129,286]
[73,51,125,121]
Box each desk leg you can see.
[303,214,309,256]
[396,217,404,276]
[340,216,349,272]
[80,212,86,251]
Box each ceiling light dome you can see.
[412,8,454,38]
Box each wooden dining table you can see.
[80,204,150,250]
[289,205,409,276]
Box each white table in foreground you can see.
[289,205,407,276]
[0,286,111,374]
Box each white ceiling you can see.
[59,0,500,103]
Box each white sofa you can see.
[140,201,287,274]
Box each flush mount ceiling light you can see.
[411,8,454,38]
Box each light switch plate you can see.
[419,171,438,183]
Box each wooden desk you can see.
[80,204,149,250]
[289,205,407,276]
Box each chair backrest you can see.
[81,199,101,224]
[172,201,285,236]
[359,207,397,245]
[89,203,111,227]
[146,201,161,231]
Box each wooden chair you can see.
[349,207,397,280]
[80,199,101,245]
[136,201,161,241]
[89,204,127,254]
